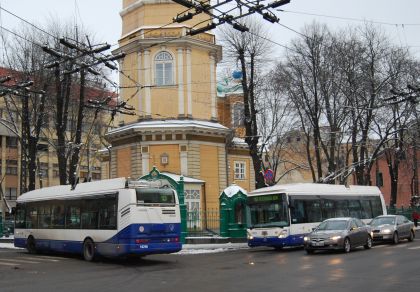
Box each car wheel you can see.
[392,232,399,245]
[364,235,372,249]
[408,231,415,242]
[27,236,37,254]
[305,249,314,255]
[343,238,351,253]
[83,238,96,262]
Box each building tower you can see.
[105,0,254,214]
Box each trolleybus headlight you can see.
[303,236,310,241]
[330,235,342,241]
[278,230,288,239]
[247,232,254,240]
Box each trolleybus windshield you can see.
[248,194,289,228]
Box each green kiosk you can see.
[219,184,248,238]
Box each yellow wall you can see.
[229,156,252,192]
[117,147,132,177]
[122,3,211,35]
[200,145,220,210]
[149,144,180,173]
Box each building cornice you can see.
[120,0,175,17]
[113,35,223,62]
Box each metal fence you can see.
[387,206,420,219]
[0,221,14,238]
[186,209,220,237]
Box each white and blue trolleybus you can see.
[14,177,182,260]
[246,184,386,249]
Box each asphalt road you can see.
[1,236,420,292]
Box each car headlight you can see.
[382,229,392,234]
[330,235,342,241]
[304,236,310,241]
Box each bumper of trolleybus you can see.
[247,234,305,248]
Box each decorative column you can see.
[141,152,150,176]
[143,49,151,118]
[177,48,185,117]
[180,151,188,176]
[209,54,216,120]
[186,48,192,117]
[137,51,143,117]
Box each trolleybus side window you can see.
[66,204,81,229]
[15,204,26,228]
[15,193,118,230]
[98,195,118,229]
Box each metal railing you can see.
[186,209,220,237]
[0,221,14,238]
[387,206,420,220]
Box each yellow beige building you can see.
[104,0,255,216]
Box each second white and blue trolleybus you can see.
[246,183,386,249]
[14,177,182,260]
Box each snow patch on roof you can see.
[220,184,247,198]
[160,172,205,184]
[107,119,229,136]
[248,183,382,197]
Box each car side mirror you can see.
[312,227,316,231]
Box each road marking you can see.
[395,244,408,248]
[20,256,61,262]
[408,246,420,250]
[0,262,21,266]
[0,258,40,264]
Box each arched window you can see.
[155,51,173,86]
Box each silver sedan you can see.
[304,217,372,254]
[370,215,415,244]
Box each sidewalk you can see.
[0,235,249,254]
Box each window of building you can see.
[5,187,17,200]
[155,51,173,86]
[232,103,245,127]
[376,172,384,187]
[6,137,18,148]
[234,161,246,180]
[6,167,17,175]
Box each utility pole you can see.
[43,37,125,186]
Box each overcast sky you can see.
[1,0,420,64]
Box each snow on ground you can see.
[0,240,248,254]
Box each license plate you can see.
[262,231,268,236]
[312,242,324,247]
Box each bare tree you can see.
[1,20,115,190]
[219,19,272,188]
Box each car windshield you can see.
[370,217,395,226]
[247,194,289,228]
[317,220,348,231]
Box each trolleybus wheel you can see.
[83,238,96,261]
[27,236,37,254]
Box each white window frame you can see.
[232,102,245,127]
[234,161,246,180]
[154,51,174,86]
